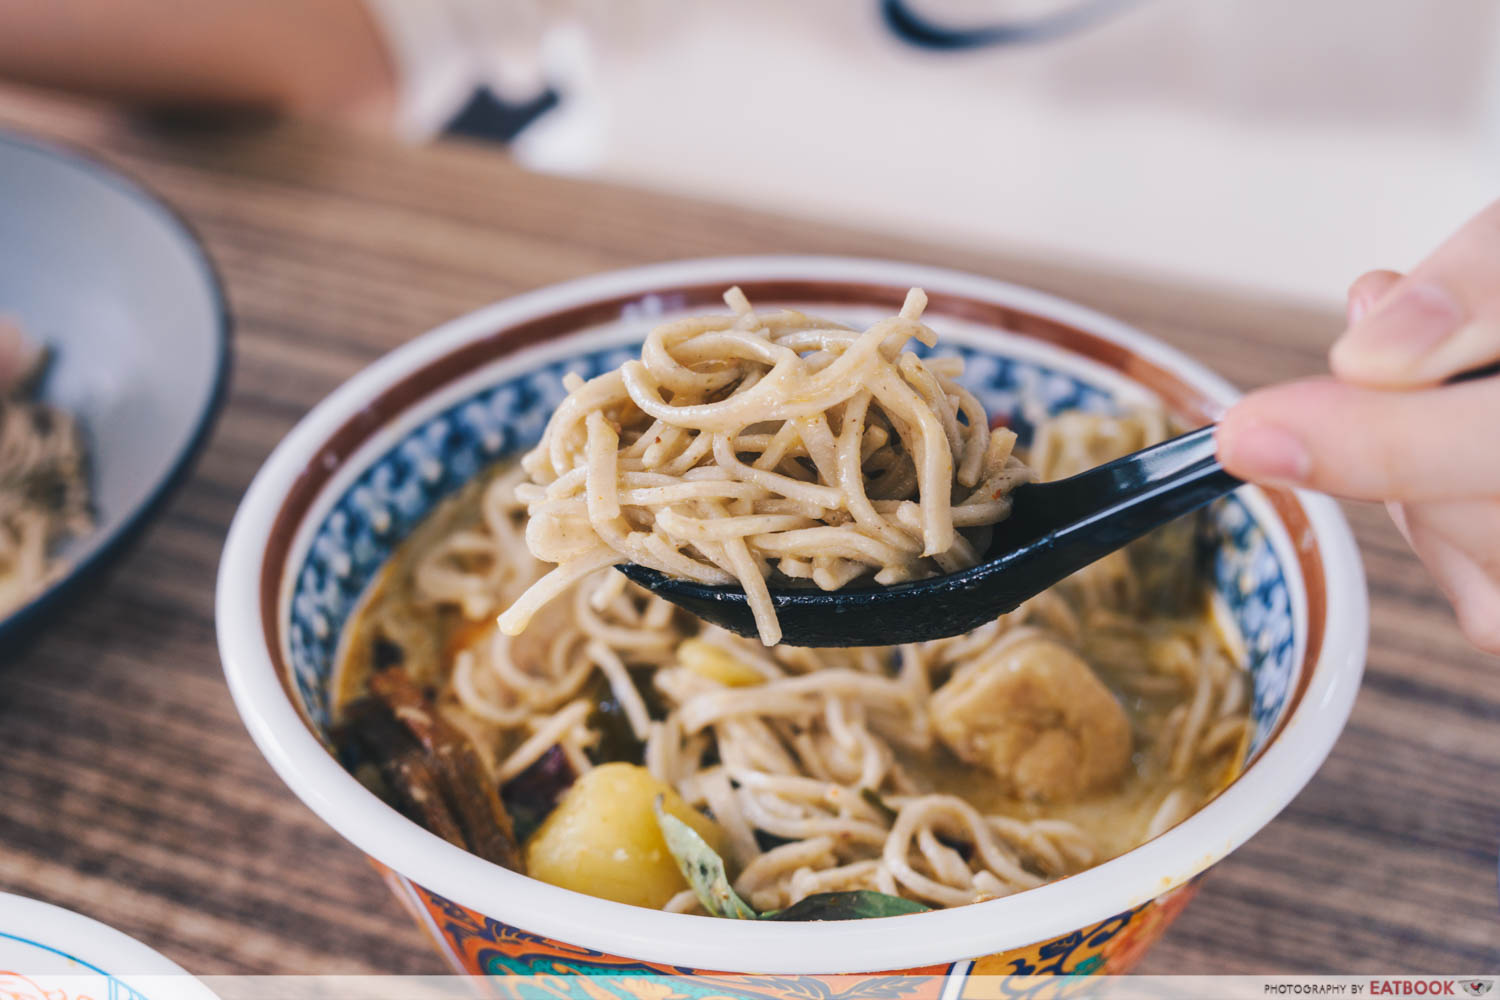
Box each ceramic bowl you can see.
[0,131,230,649]
[0,893,215,1000]
[216,257,1367,979]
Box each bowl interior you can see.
[281,293,1303,762]
[0,132,226,625]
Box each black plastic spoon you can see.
[617,424,1240,646]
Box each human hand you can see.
[1215,200,1500,654]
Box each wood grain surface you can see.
[1,89,1496,976]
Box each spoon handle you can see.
[998,425,1242,563]
[1449,359,1500,384]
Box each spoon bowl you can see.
[618,425,1241,646]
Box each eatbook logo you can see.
[1461,982,1494,998]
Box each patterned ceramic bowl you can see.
[216,257,1367,980]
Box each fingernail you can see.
[1220,423,1312,485]
[1347,293,1369,325]
[1332,280,1466,372]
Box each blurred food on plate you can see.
[0,318,93,617]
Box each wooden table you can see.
[1,90,1496,976]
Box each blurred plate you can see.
[0,892,217,999]
[0,131,230,651]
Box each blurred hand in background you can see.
[0,1,399,130]
[0,0,643,142]
[1218,201,1500,655]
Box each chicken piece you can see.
[930,637,1131,802]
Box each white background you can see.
[515,0,1500,306]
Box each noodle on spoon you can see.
[499,288,1030,645]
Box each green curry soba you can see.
[334,409,1250,917]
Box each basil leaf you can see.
[766,891,930,921]
[652,798,928,923]
[653,796,759,920]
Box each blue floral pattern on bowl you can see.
[286,338,1297,756]
[0,931,151,1000]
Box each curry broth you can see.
[337,459,1250,887]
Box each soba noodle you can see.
[340,402,1251,916]
[500,288,1031,645]
[0,320,92,616]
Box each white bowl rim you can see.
[0,892,195,982]
[216,255,1368,974]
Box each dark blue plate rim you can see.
[0,128,234,652]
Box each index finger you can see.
[1216,376,1500,502]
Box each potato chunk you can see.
[930,637,1131,802]
[678,639,764,687]
[524,762,726,909]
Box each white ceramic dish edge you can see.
[0,892,218,999]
